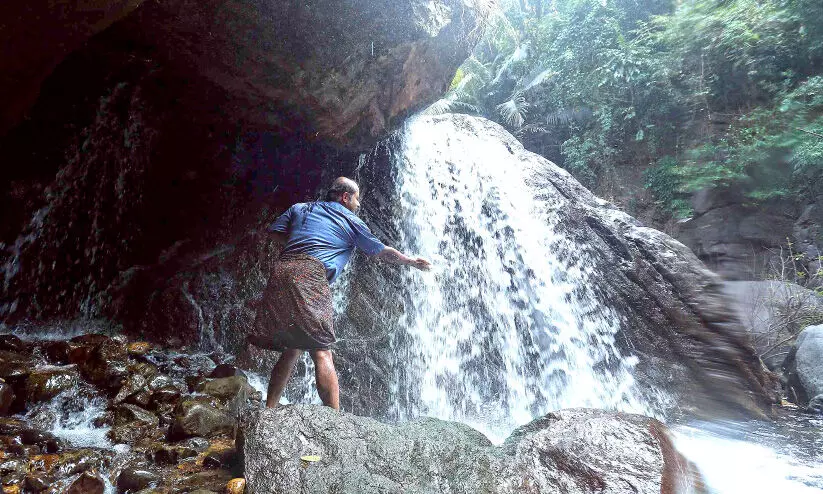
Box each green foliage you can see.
[429,0,823,214]
[643,156,693,218]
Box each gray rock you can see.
[241,405,703,494]
[195,376,257,403]
[169,398,235,440]
[807,394,823,414]
[114,404,160,428]
[787,325,823,403]
[676,186,799,280]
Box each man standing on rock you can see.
[250,177,431,410]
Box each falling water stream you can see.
[372,115,823,491]
[383,116,654,439]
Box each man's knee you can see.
[277,348,303,366]
[310,349,334,368]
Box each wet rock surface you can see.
[785,324,823,405]
[0,333,252,493]
[241,405,704,494]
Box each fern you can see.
[496,93,529,128]
[422,90,481,116]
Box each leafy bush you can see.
[427,0,823,214]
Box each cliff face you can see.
[675,186,823,285]
[0,0,482,323]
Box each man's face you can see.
[342,190,361,213]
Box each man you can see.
[251,177,431,410]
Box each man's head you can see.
[326,177,361,213]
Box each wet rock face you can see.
[241,405,704,494]
[0,0,146,134]
[0,0,482,327]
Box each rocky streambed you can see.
[0,330,709,494]
[0,331,256,494]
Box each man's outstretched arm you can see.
[374,247,431,271]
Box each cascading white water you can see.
[385,116,655,440]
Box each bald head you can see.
[326,176,361,212]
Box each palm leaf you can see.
[496,93,529,128]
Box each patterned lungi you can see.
[250,253,335,350]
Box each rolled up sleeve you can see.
[268,206,293,233]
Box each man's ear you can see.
[341,191,351,204]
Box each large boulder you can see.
[785,324,823,404]
[24,365,80,404]
[241,405,703,494]
[168,397,235,440]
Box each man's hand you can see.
[409,257,432,271]
[375,247,432,271]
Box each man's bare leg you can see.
[266,348,303,408]
[310,349,340,410]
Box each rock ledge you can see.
[241,405,704,494]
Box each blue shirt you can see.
[268,201,386,283]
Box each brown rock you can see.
[116,467,160,494]
[24,473,51,492]
[225,478,245,494]
[20,429,61,453]
[0,335,27,354]
[113,405,159,428]
[127,342,152,356]
[150,444,198,466]
[173,470,234,493]
[149,386,181,409]
[195,376,258,405]
[168,398,234,441]
[66,471,105,494]
[0,351,30,379]
[25,366,79,404]
[113,375,148,404]
[202,440,237,470]
[75,339,129,391]
[0,417,25,435]
[208,364,244,379]
[125,389,153,408]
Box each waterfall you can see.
[384,115,655,440]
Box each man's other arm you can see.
[374,247,431,271]
[267,206,293,245]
